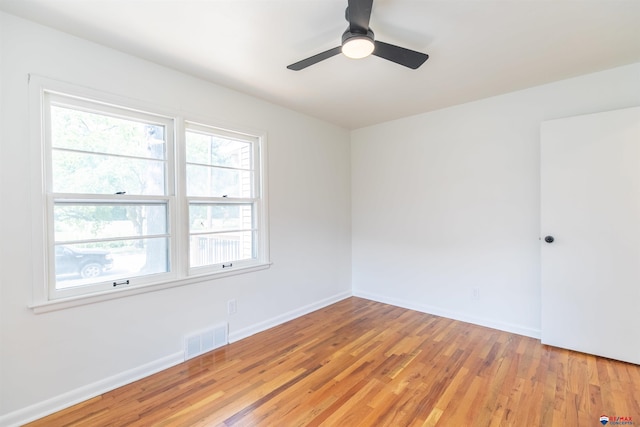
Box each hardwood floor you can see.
[27,297,640,426]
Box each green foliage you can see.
[51,106,165,196]
[185,130,252,197]
[51,105,168,254]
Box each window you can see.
[34,82,268,306]
[185,123,261,272]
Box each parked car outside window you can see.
[55,246,114,279]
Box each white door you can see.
[540,106,640,365]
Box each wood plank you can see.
[25,297,640,426]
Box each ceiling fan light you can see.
[342,37,374,59]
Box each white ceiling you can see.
[2,0,639,129]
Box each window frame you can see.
[184,121,264,274]
[45,93,178,300]
[28,76,270,313]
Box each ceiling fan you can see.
[287,0,429,71]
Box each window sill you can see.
[29,262,272,314]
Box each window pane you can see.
[186,131,251,168]
[190,232,254,267]
[186,164,252,198]
[52,151,166,195]
[189,204,253,233]
[54,238,169,289]
[54,204,167,242]
[51,105,166,160]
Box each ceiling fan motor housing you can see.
[342,28,374,46]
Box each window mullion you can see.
[174,117,188,279]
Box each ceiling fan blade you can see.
[347,0,373,33]
[287,46,343,71]
[373,40,429,69]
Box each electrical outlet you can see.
[472,288,480,300]
[227,299,237,315]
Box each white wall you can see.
[0,12,351,424]
[2,7,640,425]
[351,62,640,338]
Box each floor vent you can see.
[184,323,228,361]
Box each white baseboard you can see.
[0,351,184,427]
[353,290,541,339]
[229,291,352,343]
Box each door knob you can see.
[544,236,554,243]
